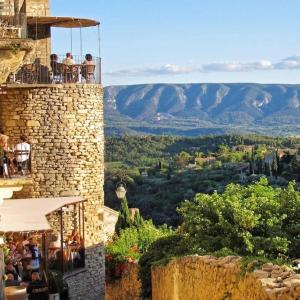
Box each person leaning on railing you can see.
[14,135,30,175]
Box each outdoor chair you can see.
[14,150,30,175]
[62,64,80,83]
[19,63,39,84]
[82,64,96,83]
[50,61,63,83]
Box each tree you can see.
[217,144,229,156]
[178,178,300,257]
[115,197,132,235]
[132,210,144,228]
[175,151,190,169]
[272,154,278,178]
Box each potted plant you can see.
[47,271,64,300]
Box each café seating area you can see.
[9,54,101,85]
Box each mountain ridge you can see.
[104,83,300,136]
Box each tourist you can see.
[14,135,30,175]
[2,150,11,178]
[27,271,49,300]
[50,53,62,83]
[62,52,75,65]
[67,229,82,246]
[50,53,58,64]
[48,234,62,260]
[82,53,94,65]
[81,54,95,81]
[21,259,32,282]
[22,234,30,248]
[0,128,9,150]
[5,261,20,281]
[28,238,41,271]
[5,272,21,287]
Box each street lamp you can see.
[115,182,127,200]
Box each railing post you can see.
[60,208,64,274]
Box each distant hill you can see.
[104,83,300,136]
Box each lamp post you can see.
[115,182,127,200]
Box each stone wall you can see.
[26,0,51,65]
[151,256,300,300]
[65,244,105,300]
[26,0,50,16]
[0,39,33,83]
[105,262,141,300]
[0,84,105,299]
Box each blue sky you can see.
[51,0,300,86]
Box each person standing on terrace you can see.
[62,52,75,65]
[14,135,30,175]
[0,128,9,150]
[27,271,49,300]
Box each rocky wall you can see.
[151,256,300,300]
[105,262,141,300]
[0,39,33,83]
[64,244,105,300]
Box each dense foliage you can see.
[179,178,300,257]
[105,134,300,166]
[106,220,172,262]
[105,134,300,226]
[138,179,300,298]
[105,220,173,281]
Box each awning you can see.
[26,16,100,28]
[0,196,85,233]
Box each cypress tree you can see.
[132,210,144,229]
[115,197,132,235]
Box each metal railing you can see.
[0,13,27,38]
[9,55,102,85]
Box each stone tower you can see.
[0,0,105,299]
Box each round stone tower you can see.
[0,83,105,299]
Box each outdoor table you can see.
[5,286,28,300]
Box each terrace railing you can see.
[9,55,102,85]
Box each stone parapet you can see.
[151,256,300,300]
[105,262,141,300]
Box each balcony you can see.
[7,54,102,85]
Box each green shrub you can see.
[106,220,173,262]
[106,221,173,282]
[178,178,300,257]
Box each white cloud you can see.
[106,54,300,77]
[275,55,300,70]
[106,64,199,77]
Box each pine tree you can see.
[115,197,132,235]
